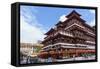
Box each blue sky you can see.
[20,5,95,43]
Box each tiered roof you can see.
[45,10,94,35]
[43,10,95,44]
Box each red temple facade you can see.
[38,10,95,59]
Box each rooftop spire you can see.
[66,10,81,18]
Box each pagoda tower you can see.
[39,10,95,59]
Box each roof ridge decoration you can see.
[66,10,81,18]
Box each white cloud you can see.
[59,15,68,22]
[89,10,95,14]
[88,10,95,26]
[89,19,95,26]
[20,6,46,43]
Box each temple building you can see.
[39,10,95,59]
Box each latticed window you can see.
[67,38,70,42]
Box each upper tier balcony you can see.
[44,31,73,40]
